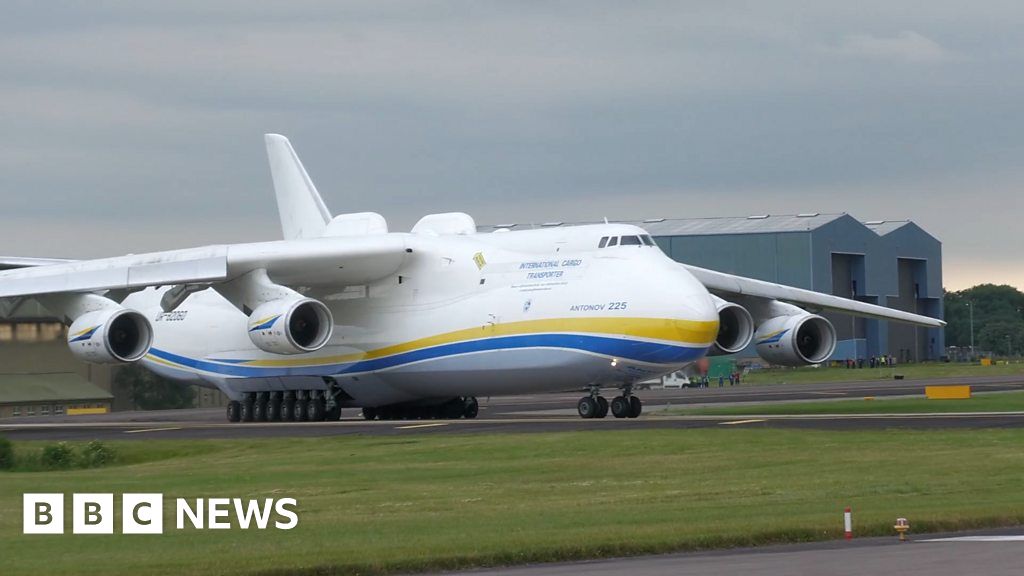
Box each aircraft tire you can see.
[307,397,323,420]
[282,400,296,422]
[324,402,341,421]
[596,396,609,418]
[268,397,283,421]
[577,397,598,419]
[253,399,268,422]
[362,407,378,421]
[240,400,254,423]
[463,396,479,419]
[610,396,630,418]
[226,401,241,423]
[296,399,310,422]
[628,396,642,418]
[309,398,325,421]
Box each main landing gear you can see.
[578,385,641,419]
[361,396,480,421]
[226,390,342,423]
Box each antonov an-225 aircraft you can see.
[0,135,944,422]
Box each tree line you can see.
[944,284,1024,357]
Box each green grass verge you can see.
[740,361,1024,385]
[2,430,1024,576]
[677,391,1024,416]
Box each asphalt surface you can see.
[453,528,1024,576]
[2,375,1023,441]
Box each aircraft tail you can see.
[264,134,332,240]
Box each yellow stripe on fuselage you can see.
[240,316,719,368]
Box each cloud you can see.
[1,2,1024,292]
[836,30,957,63]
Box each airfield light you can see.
[894,517,910,542]
[610,359,618,367]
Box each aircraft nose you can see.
[674,266,719,321]
[668,265,720,345]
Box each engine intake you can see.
[67,308,153,364]
[708,297,754,356]
[754,313,836,366]
[248,297,334,355]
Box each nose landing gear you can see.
[579,385,641,419]
[577,386,610,419]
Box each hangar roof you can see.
[632,213,848,236]
[862,220,912,235]
[478,213,849,235]
[0,372,113,404]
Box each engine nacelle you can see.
[754,313,836,366]
[707,296,754,356]
[67,308,153,364]
[247,298,334,355]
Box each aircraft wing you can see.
[683,264,945,328]
[0,256,77,270]
[0,236,410,300]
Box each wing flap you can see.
[683,264,945,328]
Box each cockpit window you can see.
[620,235,642,246]
[598,236,609,248]
[607,236,619,247]
[641,234,655,246]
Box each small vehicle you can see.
[660,371,693,389]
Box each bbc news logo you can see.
[23,493,298,534]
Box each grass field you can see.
[678,391,1024,416]
[739,361,1024,385]
[3,430,1024,575]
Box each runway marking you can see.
[123,427,183,434]
[921,536,1024,542]
[809,392,847,396]
[395,423,450,430]
[719,419,766,426]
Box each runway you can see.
[456,528,1024,576]
[2,375,1023,441]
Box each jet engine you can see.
[67,308,153,364]
[247,297,334,355]
[707,296,754,356]
[754,313,836,366]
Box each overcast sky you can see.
[2,1,1022,290]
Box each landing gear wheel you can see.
[628,396,642,418]
[324,403,341,421]
[296,399,310,422]
[610,396,631,419]
[268,397,283,421]
[253,399,268,422]
[282,399,296,422]
[308,399,325,421]
[240,400,254,422]
[577,397,599,419]
[227,401,241,423]
[463,396,479,419]
[362,407,378,421]
[596,396,609,419]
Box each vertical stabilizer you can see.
[264,134,332,240]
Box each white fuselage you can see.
[127,224,720,406]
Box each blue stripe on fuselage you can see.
[149,333,708,378]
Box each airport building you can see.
[483,213,945,362]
